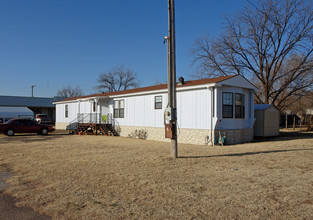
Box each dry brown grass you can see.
[0,130,312,219]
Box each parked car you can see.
[0,118,55,136]
[35,114,51,124]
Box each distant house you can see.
[54,75,257,145]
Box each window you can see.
[114,100,124,118]
[93,101,96,112]
[13,120,21,126]
[114,101,118,118]
[65,105,68,118]
[119,100,124,118]
[222,92,233,118]
[155,96,162,109]
[235,93,245,118]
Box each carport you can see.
[0,96,66,123]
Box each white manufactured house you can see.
[54,75,257,145]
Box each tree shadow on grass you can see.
[179,148,313,159]
[0,132,71,144]
[253,130,313,143]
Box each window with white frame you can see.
[155,96,162,109]
[65,104,68,118]
[235,93,245,118]
[222,92,233,118]
[114,100,124,118]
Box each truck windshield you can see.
[5,119,14,124]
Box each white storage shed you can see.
[254,104,280,137]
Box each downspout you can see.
[94,98,99,123]
[78,100,81,122]
[208,86,214,146]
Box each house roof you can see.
[0,96,67,108]
[55,75,238,103]
[254,104,274,111]
[254,104,271,110]
[0,107,33,117]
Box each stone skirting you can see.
[116,125,253,145]
[55,122,253,145]
[55,122,70,130]
[214,128,254,145]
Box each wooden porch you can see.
[71,123,119,136]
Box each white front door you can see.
[99,100,109,122]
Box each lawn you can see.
[0,130,312,219]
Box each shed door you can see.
[264,109,279,136]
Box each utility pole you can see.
[31,85,36,97]
[167,0,177,158]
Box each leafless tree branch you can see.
[191,0,313,110]
[57,85,83,97]
[96,64,140,93]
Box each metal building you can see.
[0,96,66,123]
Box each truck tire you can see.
[6,129,14,136]
[41,128,48,135]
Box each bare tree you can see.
[96,64,140,92]
[191,0,313,110]
[154,79,167,85]
[57,85,83,97]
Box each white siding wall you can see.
[55,100,93,123]
[217,75,256,90]
[55,83,255,132]
[114,93,168,128]
[79,101,92,114]
[114,88,212,129]
[56,102,79,123]
[177,89,211,129]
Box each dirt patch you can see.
[0,192,51,220]
[0,131,312,219]
[0,172,14,191]
[0,171,51,220]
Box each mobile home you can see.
[54,75,257,145]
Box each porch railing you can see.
[77,113,101,124]
[66,113,114,130]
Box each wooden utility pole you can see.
[167,0,177,158]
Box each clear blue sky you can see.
[0,0,253,97]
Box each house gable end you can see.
[216,75,257,90]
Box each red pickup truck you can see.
[0,118,55,136]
